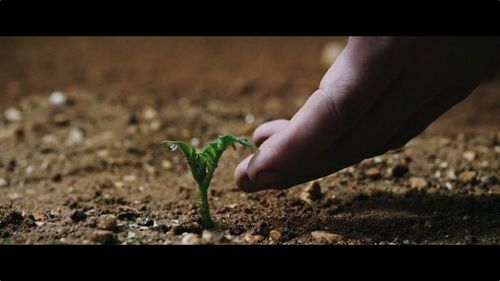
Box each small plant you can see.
[162,135,257,228]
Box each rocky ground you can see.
[0,37,499,244]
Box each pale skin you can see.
[234,37,500,192]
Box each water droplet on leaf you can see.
[168,144,178,151]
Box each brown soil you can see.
[0,37,499,245]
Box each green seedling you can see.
[162,135,257,228]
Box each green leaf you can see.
[162,134,257,228]
[162,135,257,185]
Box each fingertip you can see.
[234,154,261,193]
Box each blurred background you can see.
[1,37,499,135]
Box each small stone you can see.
[33,212,45,221]
[365,167,381,179]
[42,134,58,145]
[446,170,457,180]
[66,128,85,145]
[49,91,67,105]
[181,233,202,245]
[480,175,498,186]
[409,177,427,189]
[127,231,137,239]
[462,151,476,162]
[311,231,344,243]
[96,149,109,158]
[4,107,23,122]
[445,182,453,191]
[162,160,173,170]
[201,230,221,243]
[391,164,409,178]
[244,114,255,124]
[123,174,137,182]
[150,120,162,131]
[301,181,322,202]
[458,171,476,184]
[97,215,117,231]
[7,193,20,200]
[0,178,7,187]
[141,106,157,121]
[190,137,200,147]
[244,233,265,244]
[269,229,282,241]
[35,221,45,227]
[91,230,117,244]
[138,217,154,227]
[70,210,87,222]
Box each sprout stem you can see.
[197,182,214,228]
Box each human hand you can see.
[235,36,500,192]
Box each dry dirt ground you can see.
[0,37,499,245]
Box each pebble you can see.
[269,229,282,241]
[391,164,409,178]
[458,171,476,184]
[480,175,498,186]
[301,181,322,202]
[138,217,154,227]
[244,114,255,124]
[33,212,45,221]
[70,210,87,222]
[311,231,344,243]
[49,91,67,105]
[409,177,427,189]
[446,170,457,180]
[181,233,202,245]
[127,231,137,239]
[162,160,173,170]
[42,134,58,145]
[201,230,221,243]
[462,151,476,162]
[97,215,117,230]
[445,182,453,191]
[365,167,381,179]
[190,137,200,147]
[141,106,157,121]
[150,120,162,131]
[91,230,117,244]
[0,178,7,187]
[320,41,345,67]
[495,146,500,153]
[4,107,23,122]
[123,174,137,182]
[244,233,265,244]
[35,221,45,227]
[66,128,85,145]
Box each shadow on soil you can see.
[272,191,500,243]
